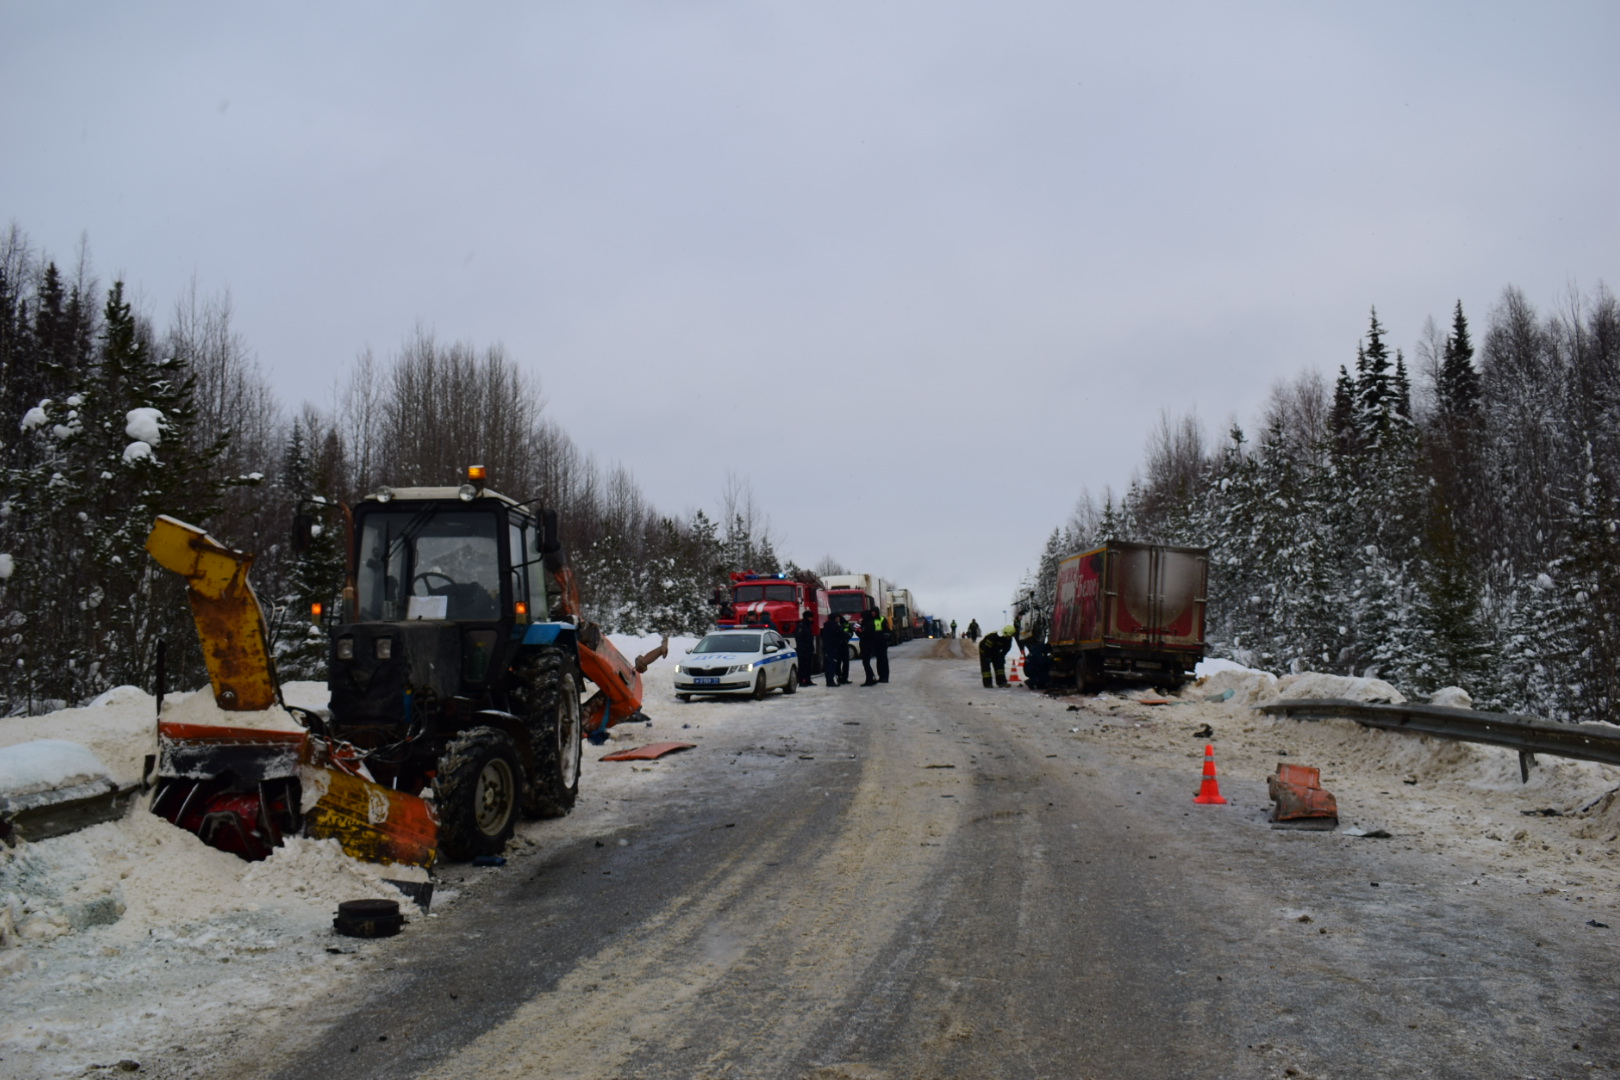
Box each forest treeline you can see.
[1026,286,1620,724]
[0,225,792,713]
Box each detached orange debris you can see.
[1139,697,1172,706]
[1267,763,1339,829]
[600,741,696,762]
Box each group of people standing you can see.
[783,607,1028,691]
[792,609,891,688]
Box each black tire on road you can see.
[511,646,583,820]
[677,693,692,702]
[783,667,797,694]
[435,726,524,861]
[752,671,769,700]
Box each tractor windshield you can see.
[356,507,503,621]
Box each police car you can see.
[673,629,798,701]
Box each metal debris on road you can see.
[1267,763,1339,830]
[600,741,697,762]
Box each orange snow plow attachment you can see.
[578,632,668,743]
[145,517,438,868]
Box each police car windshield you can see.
[693,633,762,654]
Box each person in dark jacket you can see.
[965,618,980,642]
[794,612,818,686]
[859,608,890,685]
[978,625,1015,688]
[820,615,848,687]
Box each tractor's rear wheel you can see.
[435,727,523,861]
[511,647,583,819]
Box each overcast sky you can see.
[4,2,1617,627]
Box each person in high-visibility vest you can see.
[859,608,891,685]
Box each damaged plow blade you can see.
[1267,763,1339,830]
[300,761,437,868]
[150,721,438,868]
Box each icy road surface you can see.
[8,639,1620,1078]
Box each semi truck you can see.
[890,587,918,642]
[820,573,890,630]
[1047,541,1208,692]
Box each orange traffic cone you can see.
[1008,663,1021,683]
[1193,743,1227,804]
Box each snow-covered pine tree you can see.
[275,421,346,681]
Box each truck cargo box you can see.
[1049,541,1208,689]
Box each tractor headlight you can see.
[374,637,393,661]
[335,637,355,661]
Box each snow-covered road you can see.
[6,640,1620,1077]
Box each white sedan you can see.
[673,629,799,701]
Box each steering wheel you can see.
[412,571,456,594]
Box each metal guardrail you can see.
[1256,698,1620,782]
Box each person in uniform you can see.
[820,614,848,687]
[966,618,980,642]
[794,610,818,687]
[949,619,957,639]
[859,607,891,685]
[978,625,1015,688]
[871,608,890,683]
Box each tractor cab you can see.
[329,481,564,750]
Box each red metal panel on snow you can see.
[599,741,697,762]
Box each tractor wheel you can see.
[783,667,798,694]
[511,646,583,820]
[435,727,523,861]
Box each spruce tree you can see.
[1437,301,1480,419]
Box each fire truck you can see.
[715,571,828,638]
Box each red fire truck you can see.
[715,572,828,638]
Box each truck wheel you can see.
[752,671,769,700]
[783,667,798,694]
[435,727,523,861]
[512,647,583,820]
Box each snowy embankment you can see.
[0,633,694,1077]
[1160,659,1620,849]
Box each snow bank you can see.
[159,688,305,733]
[1429,686,1473,709]
[1193,661,1277,705]
[1268,671,1406,705]
[0,740,110,799]
[0,691,159,787]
